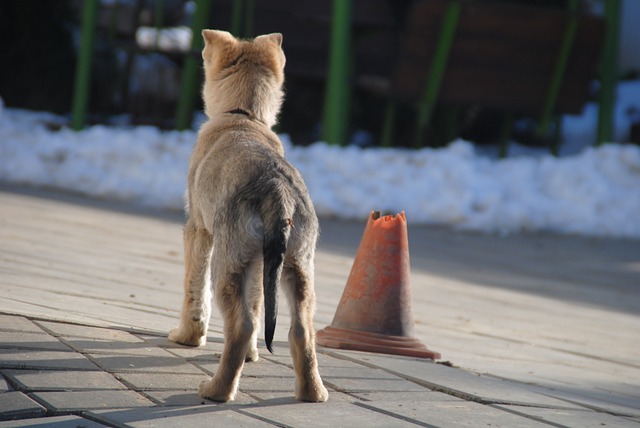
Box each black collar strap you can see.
[226,108,251,117]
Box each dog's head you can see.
[200,30,286,127]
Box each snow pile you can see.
[0,108,191,209]
[284,138,640,237]
[1,107,639,238]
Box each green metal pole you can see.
[550,116,562,156]
[597,0,620,146]
[498,112,515,159]
[175,0,212,130]
[380,101,397,148]
[322,0,351,146]
[231,0,255,38]
[413,0,460,147]
[231,0,244,37]
[154,0,165,49]
[244,0,255,38]
[537,0,578,144]
[71,0,98,131]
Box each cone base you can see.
[316,326,441,360]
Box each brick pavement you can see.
[2,314,639,427]
[1,186,639,427]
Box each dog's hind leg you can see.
[283,260,329,402]
[199,256,255,402]
[243,256,263,362]
[169,220,213,347]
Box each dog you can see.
[168,29,328,403]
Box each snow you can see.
[1,94,639,239]
[284,137,640,237]
[135,26,192,52]
[561,80,640,155]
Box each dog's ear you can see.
[201,29,236,63]
[255,33,283,48]
[255,33,285,70]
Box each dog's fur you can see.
[168,29,328,403]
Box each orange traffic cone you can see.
[316,211,441,359]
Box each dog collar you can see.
[226,108,252,117]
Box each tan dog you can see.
[168,29,328,403]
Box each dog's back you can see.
[191,119,318,351]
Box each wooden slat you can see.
[392,0,605,114]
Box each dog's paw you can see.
[296,381,329,403]
[168,326,206,347]
[245,346,259,362]
[198,377,236,402]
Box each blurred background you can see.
[1,0,639,153]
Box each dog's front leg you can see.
[169,220,213,346]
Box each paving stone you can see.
[323,375,426,393]
[247,390,351,403]
[175,345,287,365]
[3,369,127,391]
[89,353,206,375]
[163,347,222,361]
[241,390,305,402]
[36,322,143,342]
[0,391,46,421]
[192,358,296,379]
[242,399,412,427]
[495,404,640,427]
[32,390,155,412]
[0,349,100,371]
[238,375,296,392]
[89,406,275,427]
[314,351,374,368]
[0,315,45,334]
[241,359,294,377]
[356,399,550,427]
[0,374,9,393]
[0,415,107,427]
[527,383,640,418]
[165,348,222,363]
[321,366,403,380]
[259,341,290,352]
[144,390,257,406]
[352,390,464,403]
[138,331,227,345]
[265,351,366,369]
[65,338,177,356]
[0,331,71,352]
[189,360,219,376]
[115,372,207,391]
[334,351,584,409]
[142,335,226,356]
[322,366,426,393]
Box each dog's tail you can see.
[262,207,293,353]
